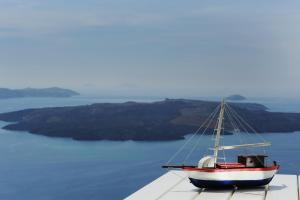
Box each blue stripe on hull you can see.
[189,177,274,188]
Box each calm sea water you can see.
[0,96,300,200]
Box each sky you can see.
[0,0,299,98]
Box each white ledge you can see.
[125,171,299,200]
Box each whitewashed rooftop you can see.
[125,171,299,200]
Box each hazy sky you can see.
[0,0,299,97]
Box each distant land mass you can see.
[1,99,300,141]
[0,87,79,98]
[226,94,247,101]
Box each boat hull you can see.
[189,177,273,188]
[184,165,279,188]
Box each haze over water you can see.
[0,97,300,199]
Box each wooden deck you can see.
[125,171,299,200]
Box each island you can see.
[0,87,79,98]
[0,99,300,141]
[226,94,247,101]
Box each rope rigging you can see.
[165,100,270,166]
[166,104,221,165]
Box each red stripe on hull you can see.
[183,165,279,172]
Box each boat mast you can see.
[213,99,225,166]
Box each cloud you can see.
[0,0,258,36]
[0,0,173,36]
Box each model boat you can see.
[163,99,279,188]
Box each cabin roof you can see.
[238,154,268,157]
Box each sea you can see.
[0,96,300,200]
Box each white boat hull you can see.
[183,166,279,188]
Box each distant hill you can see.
[1,99,300,141]
[0,87,79,98]
[226,94,247,101]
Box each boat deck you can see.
[125,171,299,200]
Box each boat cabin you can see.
[237,155,267,168]
[214,155,267,169]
